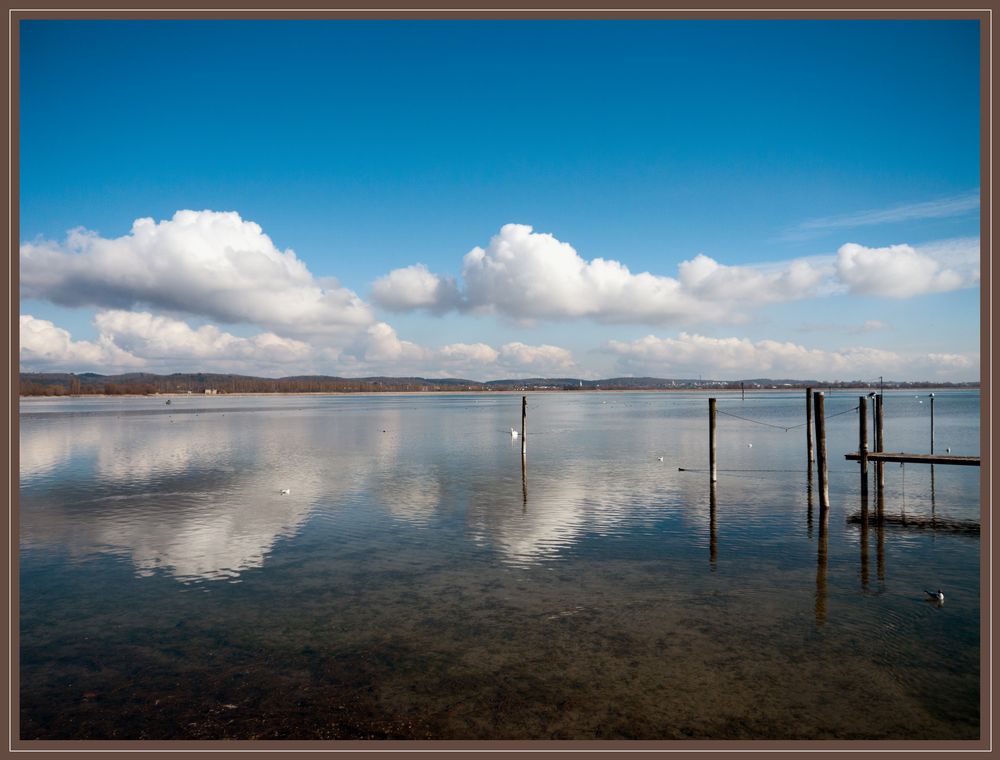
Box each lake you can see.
[18,390,981,740]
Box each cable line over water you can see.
[715,404,859,432]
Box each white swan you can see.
[510,428,519,438]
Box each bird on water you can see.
[925,589,944,603]
[510,428,519,438]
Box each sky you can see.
[19,19,982,381]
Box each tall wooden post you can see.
[709,481,717,570]
[806,387,815,465]
[875,394,885,492]
[521,448,527,511]
[709,398,717,483]
[860,490,870,590]
[858,396,868,501]
[814,391,829,510]
[521,395,527,454]
[929,393,935,454]
[871,395,877,452]
[741,382,745,401]
[816,502,829,626]
[806,472,814,539]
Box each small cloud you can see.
[852,319,888,334]
[781,190,980,241]
[795,319,889,334]
[370,263,462,314]
[497,342,576,374]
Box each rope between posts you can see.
[715,405,859,432]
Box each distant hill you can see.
[18,371,979,397]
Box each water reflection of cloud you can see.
[20,406,404,582]
[374,468,441,527]
[464,460,675,567]
[19,419,104,481]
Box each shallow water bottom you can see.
[21,541,979,741]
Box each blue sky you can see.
[19,19,981,380]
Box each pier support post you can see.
[806,387,815,465]
[521,395,527,455]
[709,398,717,482]
[859,396,868,501]
[814,391,829,510]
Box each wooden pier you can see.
[845,451,980,466]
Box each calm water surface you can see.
[19,390,981,739]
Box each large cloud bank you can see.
[372,224,977,323]
[19,313,580,379]
[605,332,978,381]
[21,210,374,338]
[20,212,980,381]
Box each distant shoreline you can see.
[18,385,980,401]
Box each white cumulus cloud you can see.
[835,242,977,298]
[373,224,827,325]
[20,315,144,372]
[497,342,576,374]
[357,322,432,364]
[677,253,825,303]
[370,263,462,313]
[336,323,577,379]
[438,342,500,365]
[21,311,317,375]
[21,210,375,338]
[93,310,312,365]
[604,332,978,381]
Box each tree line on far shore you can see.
[18,371,978,397]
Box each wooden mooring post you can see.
[815,503,829,626]
[813,391,829,510]
[858,395,868,501]
[709,481,718,570]
[929,393,935,454]
[806,387,815,465]
[875,394,885,493]
[521,450,527,511]
[709,398,718,482]
[521,395,527,455]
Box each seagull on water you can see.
[925,589,944,603]
[510,428,519,438]
[657,456,664,462]
[746,443,753,448]
[279,488,291,495]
